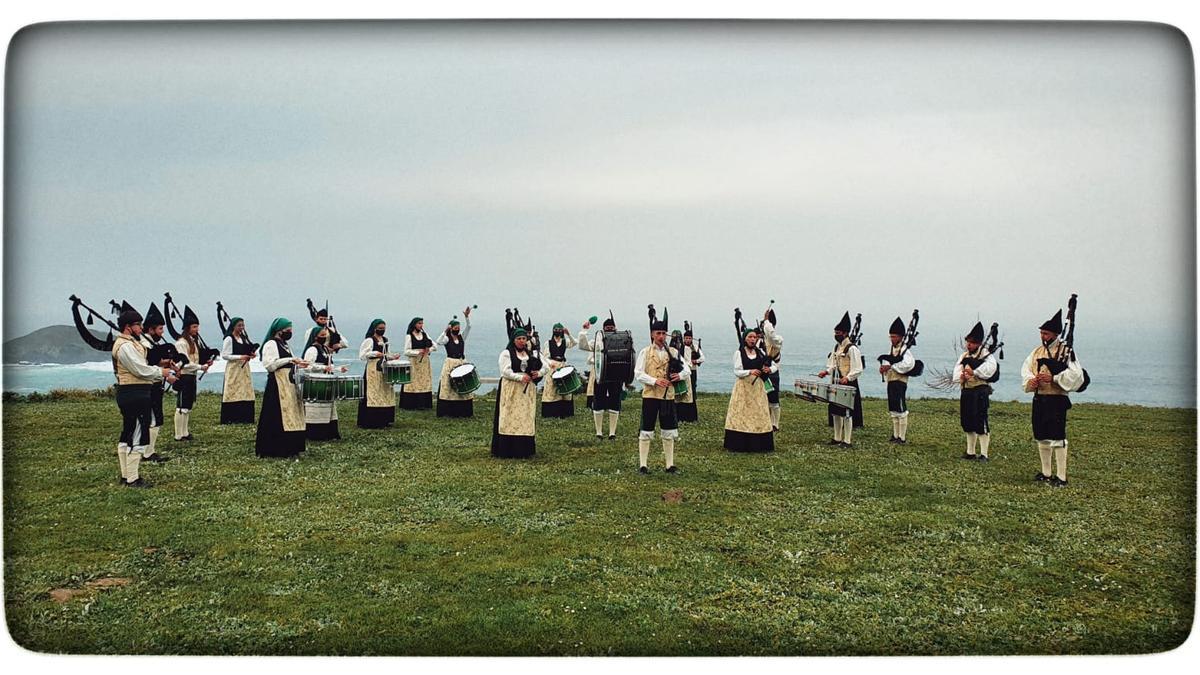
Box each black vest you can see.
[275,338,296,382]
[231,335,255,356]
[444,332,465,359]
[738,347,768,371]
[548,335,569,361]
[310,343,330,365]
[410,331,432,349]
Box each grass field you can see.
[2,390,1195,655]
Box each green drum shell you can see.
[303,373,338,402]
[385,360,412,385]
[551,366,583,395]
[449,364,480,395]
[335,375,362,400]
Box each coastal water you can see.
[3,324,1194,408]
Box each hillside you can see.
[2,324,110,364]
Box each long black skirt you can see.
[306,420,341,441]
[1031,393,1070,441]
[724,429,774,453]
[541,399,574,418]
[827,380,864,428]
[491,391,535,458]
[676,401,698,422]
[358,398,395,428]
[436,398,474,418]
[220,400,255,424]
[399,390,433,410]
[255,377,305,458]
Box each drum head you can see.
[387,359,411,367]
[450,363,476,377]
[552,365,576,380]
[307,372,337,380]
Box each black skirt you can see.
[541,399,574,418]
[676,401,698,422]
[1031,393,1071,440]
[358,397,395,428]
[220,400,255,424]
[490,387,535,459]
[959,386,991,434]
[255,375,305,458]
[436,398,474,418]
[306,420,342,441]
[724,429,774,453]
[767,371,781,405]
[399,390,433,410]
[116,384,152,447]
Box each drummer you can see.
[436,307,474,418]
[817,312,864,448]
[303,326,348,440]
[255,318,309,459]
[358,319,398,428]
[579,316,623,440]
[541,323,578,418]
[400,317,437,410]
[491,327,548,458]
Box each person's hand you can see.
[162,368,173,380]
[655,378,671,388]
[340,366,348,373]
[880,364,891,373]
[839,377,850,385]
[464,306,471,318]
[158,359,173,368]
[964,366,974,378]
[201,362,211,372]
[325,365,334,373]
[817,370,828,379]
[669,373,680,382]
[242,354,253,362]
[582,321,591,330]
[421,348,430,356]
[521,374,532,384]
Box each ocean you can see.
[3,322,1193,408]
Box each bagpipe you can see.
[877,309,925,381]
[306,298,343,348]
[68,294,118,352]
[848,312,865,369]
[216,301,260,354]
[734,307,770,388]
[506,307,543,392]
[1036,294,1091,392]
[963,322,1004,383]
[163,292,220,379]
[648,304,685,385]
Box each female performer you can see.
[255,318,308,459]
[219,317,256,424]
[401,317,437,410]
[491,327,547,459]
[541,323,578,418]
[723,327,777,453]
[303,326,348,440]
[436,308,473,418]
[358,319,397,428]
[672,329,698,423]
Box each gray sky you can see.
[3,21,1193,341]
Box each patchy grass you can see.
[2,392,1194,655]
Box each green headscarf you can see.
[741,327,759,344]
[225,316,245,338]
[260,317,293,357]
[365,319,385,339]
[553,322,564,330]
[406,317,424,335]
[448,319,460,327]
[304,322,331,356]
[508,327,528,348]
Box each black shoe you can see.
[143,454,171,463]
[977,455,990,462]
[888,436,898,444]
[772,426,779,432]
[827,439,842,446]
[596,434,604,440]
[608,434,617,441]
[1050,476,1068,488]
[961,453,976,460]
[895,438,907,445]
[124,478,151,489]
[665,465,678,474]
[638,466,649,474]
[1034,472,1051,482]
[840,442,852,448]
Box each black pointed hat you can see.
[650,306,668,332]
[888,316,905,336]
[966,321,985,343]
[182,305,200,328]
[1039,309,1063,334]
[835,311,852,333]
[120,300,136,313]
[144,302,165,328]
[603,310,616,329]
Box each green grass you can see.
[2,391,1194,655]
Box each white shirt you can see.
[117,341,164,381]
[359,337,388,361]
[1020,342,1086,393]
[174,337,204,374]
[221,335,257,362]
[762,319,784,352]
[634,344,691,386]
[826,342,865,381]
[404,331,438,357]
[952,348,998,383]
[733,349,779,378]
[887,346,916,375]
[498,348,548,382]
[685,343,705,367]
[577,329,601,367]
[435,316,472,345]
[260,340,294,373]
[303,324,350,352]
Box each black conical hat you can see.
[834,312,852,332]
[120,300,136,313]
[965,321,985,343]
[889,316,905,336]
[182,305,200,327]
[649,307,668,332]
[144,302,165,327]
[1039,309,1063,334]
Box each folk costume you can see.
[302,310,349,354]
[724,330,777,453]
[579,317,624,439]
[491,328,547,459]
[400,317,436,410]
[541,324,578,418]
[435,316,474,418]
[882,316,916,444]
[112,310,164,487]
[826,312,864,446]
[172,305,207,441]
[1020,310,1086,486]
[673,330,698,423]
[255,318,306,458]
[681,329,705,422]
[762,312,784,431]
[302,330,343,441]
[634,313,690,472]
[953,322,998,460]
[219,318,256,424]
[358,319,396,428]
[138,302,172,462]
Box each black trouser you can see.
[592,380,624,412]
[116,384,152,448]
[887,380,908,414]
[175,374,197,409]
[960,386,990,434]
[640,397,678,434]
[1032,394,1071,440]
[149,385,165,426]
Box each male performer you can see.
[879,316,916,444]
[173,306,212,441]
[579,316,624,440]
[761,309,784,431]
[1020,310,1086,487]
[817,312,863,447]
[633,311,689,473]
[138,302,175,462]
[304,309,348,353]
[953,322,998,461]
[684,328,704,395]
[112,308,176,487]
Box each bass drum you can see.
[599,330,635,384]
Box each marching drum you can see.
[302,372,339,403]
[795,379,831,403]
[384,359,412,385]
[551,365,584,395]
[599,330,635,383]
[828,383,857,410]
[334,374,363,400]
[449,363,481,395]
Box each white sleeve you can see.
[973,352,998,380]
[565,331,577,348]
[734,351,753,378]
[845,346,864,381]
[221,336,238,361]
[118,343,164,381]
[1055,356,1086,392]
[175,338,201,373]
[436,331,450,346]
[893,349,915,375]
[262,341,292,372]
[499,350,523,381]
[461,316,471,340]
[952,354,965,383]
[577,330,594,352]
[763,320,783,348]
[303,347,326,371]
[359,338,380,361]
[404,334,418,357]
[1020,351,1038,392]
[825,349,838,375]
[634,348,655,386]
[765,360,779,374]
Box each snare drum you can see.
[551,365,583,395]
[795,379,829,403]
[302,372,339,402]
[828,384,857,410]
[384,359,412,385]
[335,374,363,400]
[449,363,481,395]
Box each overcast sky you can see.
[2,21,1193,343]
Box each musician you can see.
[138,302,175,463]
[953,322,998,461]
[219,317,256,425]
[579,316,623,439]
[303,326,348,440]
[684,327,704,396]
[634,318,689,473]
[436,308,474,418]
[723,327,777,453]
[112,309,176,487]
[818,312,864,447]
[1021,310,1086,487]
[303,309,349,354]
[491,328,548,458]
[358,319,397,428]
[541,323,578,418]
[879,317,916,444]
[255,318,309,458]
[173,306,212,442]
[761,309,784,431]
[400,317,437,410]
[672,329,699,423]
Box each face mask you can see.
[554,331,564,337]
[375,328,385,336]
[280,330,293,341]
[834,334,842,344]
